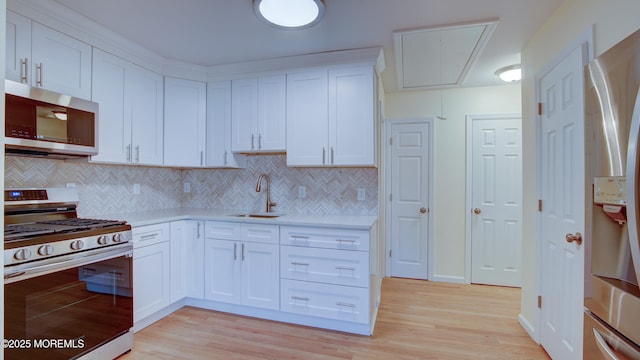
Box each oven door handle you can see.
[4,244,133,284]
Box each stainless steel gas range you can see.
[4,187,133,360]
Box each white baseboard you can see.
[430,274,467,284]
[519,313,539,344]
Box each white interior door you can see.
[469,115,523,287]
[539,44,586,360]
[389,121,431,279]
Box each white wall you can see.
[385,84,521,281]
[520,0,640,339]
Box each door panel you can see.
[390,122,431,279]
[470,116,522,287]
[539,44,586,360]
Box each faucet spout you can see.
[255,174,277,213]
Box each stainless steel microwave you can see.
[4,80,98,157]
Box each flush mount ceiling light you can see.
[254,0,325,30]
[495,64,522,82]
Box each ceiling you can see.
[52,0,565,92]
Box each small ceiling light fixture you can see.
[254,0,325,30]
[495,64,522,82]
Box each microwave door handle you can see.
[625,89,640,284]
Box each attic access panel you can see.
[394,20,498,90]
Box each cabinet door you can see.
[241,242,279,310]
[91,48,131,164]
[257,75,286,151]
[286,70,328,166]
[171,221,204,302]
[231,78,258,152]
[204,239,241,304]
[206,81,246,168]
[31,22,92,99]
[329,66,375,166]
[133,241,171,323]
[6,10,31,84]
[127,64,164,166]
[164,77,207,167]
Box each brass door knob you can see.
[565,232,583,245]
[420,207,427,214]
[473,208,481,215]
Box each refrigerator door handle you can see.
[625,88,640,284]
[593,328,621,360]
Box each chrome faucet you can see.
[255,174,277,213]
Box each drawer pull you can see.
[140,233,159,240]
[336,266,356,271]
[336,302,356,308]
[336,239,356,244]
[291,235,309,240]
[291,262,310,266]
[291,296,309,301]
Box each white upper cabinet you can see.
[231,75,286,153]
[91,48,164,166]
[6,10,92,99]
[287,66,376,167]
[206,81,246,168]
[164,77,207,167]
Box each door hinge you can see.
[538,199,543,212]
[538,295,542,308]
[538,102,543,116]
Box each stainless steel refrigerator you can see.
[585,28,640,359]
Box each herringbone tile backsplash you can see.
[5,155,377,217]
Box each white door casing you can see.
[387,119,433,280]
[538,43,587,360]
[466,114,523,287]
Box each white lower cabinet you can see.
[170,220,204,302]
[279,226,371,324]
[133,223,171,323]
[281,279,369,324]
[204,221,280,310]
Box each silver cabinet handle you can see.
[35,62,43,86]
[331,147,334,164]
[200,151,204,166]
[241,243,245,261]
[291,296,309,301]
[135,145,140,162]
[20,58,28,83]
[336,302,356,308]
[251,134,255,150]
[291,235,309,240]
[197,222,201,238]
[336,266,356,271]
[140,233,159,240]
[291,262,309,266]
[126,144,131,162]
[336,239,356,244]
[258,134,262,150]
[233,242,237,260]
[223,150,228,166]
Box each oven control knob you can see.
[38,245,54,256]
[70,240,85,251]
[97,235,110,245]
[112,233,124,243]
[14,248,32,261]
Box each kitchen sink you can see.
[231,213,283,219]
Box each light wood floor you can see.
[121,278,549,359]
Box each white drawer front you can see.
[133,223,170,248]
[205,221,241,240]
[281,279,369,324]
[280,226,369,251]
[241,224,279,244]
[281,246,369,287]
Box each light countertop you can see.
[101,208,377,230]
